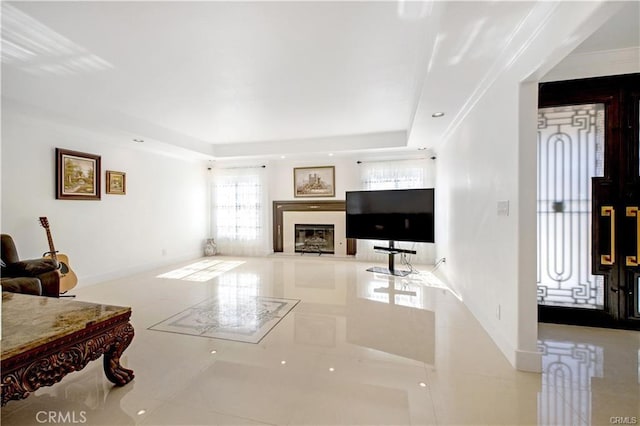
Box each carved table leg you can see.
[103,322,135,386]
[2,375,30,406]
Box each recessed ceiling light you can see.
[133,138,144,143]
[281,360,287,365]
[210,350,217,354]
[432,112,445,118]
[419,382,427,388]
[329,367,335,372]
[137,410,147,416]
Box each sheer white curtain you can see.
[357,159,435,265]
[361,161,427,190]
[211,166,269,256]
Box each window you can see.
[215,175,262,240]
[361,161,427,190]
[212,167,268,256]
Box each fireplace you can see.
[295,224,335,254]
[273,200,356,256]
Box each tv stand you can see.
[366,241,416,277]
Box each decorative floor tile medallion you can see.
[149,296,299,343]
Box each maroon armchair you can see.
[1,234,60,297]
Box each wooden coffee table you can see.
[1,292,135,406]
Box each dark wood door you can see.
[538,73,640,329]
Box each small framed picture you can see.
[294,166,335,198]
[106,170,126,195]
[56,148,101,200]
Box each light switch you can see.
[497,200,509,216]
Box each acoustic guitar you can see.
[39,217,78,293]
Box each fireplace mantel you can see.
[273,200,356,255]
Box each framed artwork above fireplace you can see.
[293,166,335,197]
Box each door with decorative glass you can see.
[537,74,640,328]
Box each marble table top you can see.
[1,292,130,360]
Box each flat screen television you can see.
[345,188,435,243]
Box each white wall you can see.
[434,1,624,371]
[437,81,523,365]
[1,105,208,287]
[542,47,639,82]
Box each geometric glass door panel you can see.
[537,104,605,309]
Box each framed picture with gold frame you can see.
[56,148,101,200]
[294,166,335,197]
[106,170,126,195]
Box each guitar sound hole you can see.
[59,263,69,274]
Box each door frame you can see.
[537,73,640,330]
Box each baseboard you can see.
[515,349,542,373]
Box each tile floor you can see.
[1,255,639,425]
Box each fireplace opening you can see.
[295,224,335,255]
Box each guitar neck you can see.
[44,227,58,263]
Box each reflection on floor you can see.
[538,339,603,425]
[1,256,638,425]
[538,324,639,426]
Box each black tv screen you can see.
[346,189,435,243]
